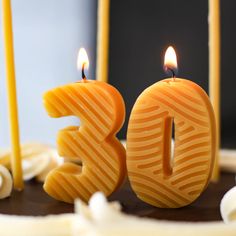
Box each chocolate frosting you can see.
[0,172,234,221]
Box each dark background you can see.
[107,0,236,148]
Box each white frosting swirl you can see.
[0,143,63,183]
[221,186,236,223]
[0,165,12,199]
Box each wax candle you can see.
[209,0,220,181]
[2,0,23,190]
[126,47,216,208]
[96,0,110,82]
[43,48,126,203]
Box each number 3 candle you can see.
[43,48,126,203]
[127,47,216,208]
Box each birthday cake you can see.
[1,0,236,235]
[0,42,235,236]
[0,47,235,236]
[0,78,235,234]
[0,132,235,236]
[0,146,236,236]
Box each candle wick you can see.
[170,68,176,81]
[165,66,176,81]
[168,68,175,78]
[82,63,87,80]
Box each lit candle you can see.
[43,48,126,203]
[96,0,110,82]
[126,47,216,208]
[209,0,220,182]
[2,0,23,190]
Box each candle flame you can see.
[164,46,178,77]
[77,48,89,71]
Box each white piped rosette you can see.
[0,165,12,199]
[0,143,63,183]
[22,148,63,182]
[20,143,63,182]
[220,185,236,223]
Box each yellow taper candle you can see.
[209,0,220,181]
[2,0,23,190]
[96,0,110,82]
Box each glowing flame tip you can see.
[77,48,89,70]
[164,46,178,77]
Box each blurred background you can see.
[0,0,235,148]
[109,0,236,148]
[0,0,97,146]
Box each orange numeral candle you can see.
[127,47,216,208]
[43,49,126,203]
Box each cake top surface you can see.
[0,172,234,222]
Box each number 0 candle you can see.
[127,47,216,208]
[43,48,126,203]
